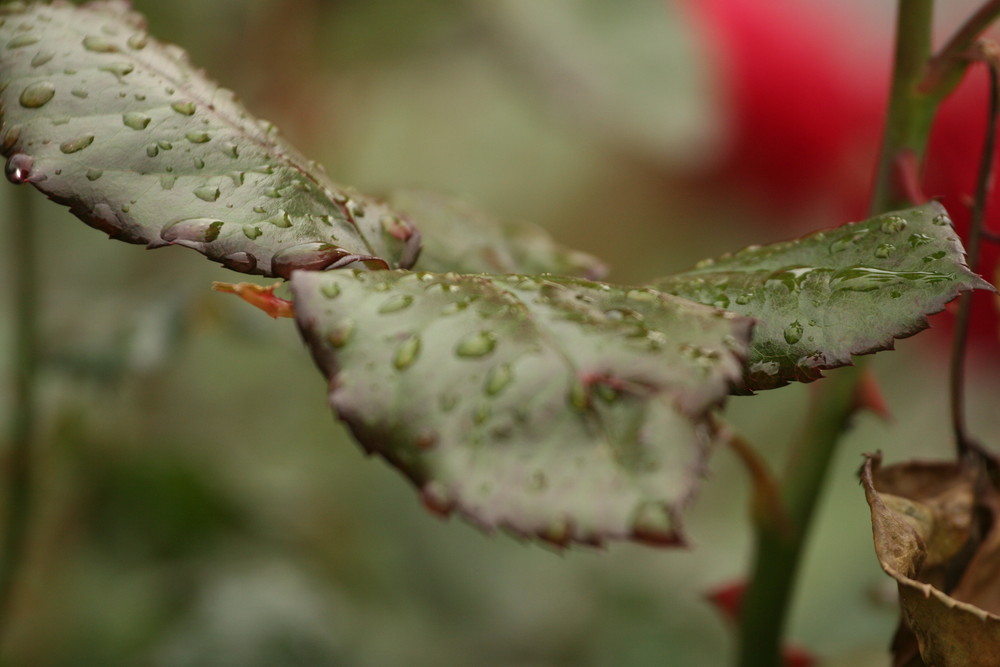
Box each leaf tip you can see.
[212,281,295,319]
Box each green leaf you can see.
[292,270,752,548]
[387,188,607,278]
[651,203,993,390]
[0,1,419,277]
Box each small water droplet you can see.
[59,134,94,154]
[907,233,932,248]
[879,215,907,233]
[420,481,454,517]
[85,168,102,181]
[219,142,238,159]
[158,140,173,150]
[328,319,354,347]
[221,252,257,272]
[4,153,32,184]
[694,257,715,269]
[193,184,220,202]
[377,294,414,314]
[932,213,950,226]
[126,33,147,50]
[7,34,39,49]
[185,131,210,144]
[267,210,291,228]
[874,243,895,259]
[122,111,150,130]
[159,174,177,190]
[145,143,159,157]
[30,49,53,67]
[99,62,133,79]
[455,330,497,358]
[321,282,341,299]
[70,86,88,98]
[170,101,196,116]
[484,363,513,396]
[242,225,262,240]
[735,293,752,305]
[923,251,946,263]
[82,35,118,53]
[631,502,677,545]
[393,335,421,370]
[783,320,803,345]
[19,80,54,108]
[347,200,365,218]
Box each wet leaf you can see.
[293,270,752,547]
[0,1,418,277]
[653,203,993,390]
[861,454,1000,666]
[387,188,607,279]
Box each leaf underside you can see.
[0,0,419,277]
[292,270,753,548]
[387,188,608,279]
[652,203,993,390]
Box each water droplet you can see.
[242,225,262,240]
[1,125,21,152]
[321,282,341,299]
[484,363,513,396]
[193,184,220,202]
[159,174,177,190]
[271,243,351,279]
[874,243,895,259]
[85,168,103,181]
[161,217,223,246]
[221,252,257,272]
[192,157,205,169]
[455,330,497,357]
[122,111,150,130]
[420,481,454,517]
[19,81,54,108]
[347,200,365,218]
[631,502,677,545]
[393,335,421,370]
[907,233,932,248]
[377,294,414,314]
[158,140,173,150]
[932,213,950,226]
[735,293,752,305]
[267,210,292,228]
[126,33,147,50]
[170,101,196,116]
[82,35,118,53]
[70,86,88,98]
[99,62,133,79]
[30,50,53,67]
[220,142,238,158]
[879,215,907,233]
[59,134,94,154]
[7,34,39,49]
[694,257,715,269]
[4,153,32,184]
[328,319,355,347]
[783,320,803,344]
[185,131,210,144]
[145,143,159,157]
[923,251,946,263]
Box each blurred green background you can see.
[1,1,998,665]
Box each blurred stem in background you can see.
[0,185,38,651]
[734,0,1000,665]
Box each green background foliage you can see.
[0,1,997,665]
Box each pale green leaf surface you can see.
[0,1,418,277]
[387,188,607,278]
[293,269,752,547]
[652,203,992,390]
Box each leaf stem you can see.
[0,186,39,648]
[949,45,999,456]
[735,367,862,667]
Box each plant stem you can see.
[735,367,861,667]
[923,1,1000,95]
[737,2,939,665]
[0,185,39,648]
[949,49,998,455]
[870,0,938,214]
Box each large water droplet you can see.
[170,101,196,116]
[783,320,803,344]
[393,335,421,370]
[185,131,211,144]
[19,81,54,108]
[161,217,222,246]
[30,50,53,67]
[874,243,895,259]
[4,153,33,184]
[59,134,94,154]
[122,111,150,130]
[221,252,257,273]
[455,330,497,357]
[484,363,513,396]
[7,34,40,49]
[82,35,118,53]
[377,294,414,314]
[271,243,351,279]
[193,184,220,202]
[879,215,907,233]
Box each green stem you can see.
[0,185,39,648]
[736,367,862,667]
[923,0,1000,95]
[737,2,938,665]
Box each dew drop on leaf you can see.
[393,335,422,370]
[59,134,94,154]
[455,330,497,358]
[377,294,414,314]
[19,81,54,108]
[122,111,150,130]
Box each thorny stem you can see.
[949,45,999,456]
[0,186,38,649]
[738,1,943,666]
